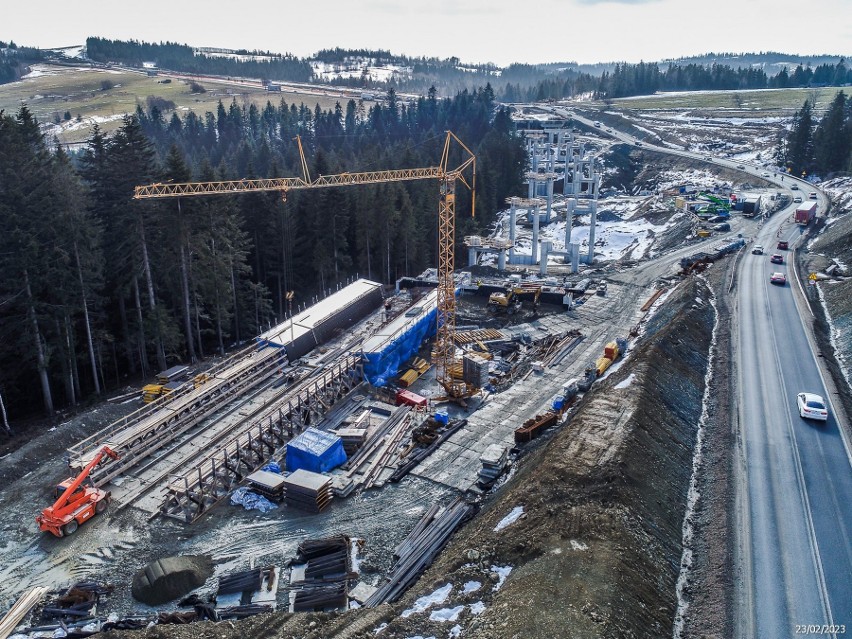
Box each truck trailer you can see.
[795,201,817,225]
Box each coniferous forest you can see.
[778,91,852,176]
[0,85,526,419]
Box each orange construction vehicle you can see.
[36,445,119,537]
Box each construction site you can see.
[0,113,795,639]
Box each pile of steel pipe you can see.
[389,418,467,483]
[365,497,476,606]
[342,405,410,472]
[287,536,355,611]
[289,582,348,612]
[217,568,272,596]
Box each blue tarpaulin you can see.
[362,306,437,387]
[261,461,282,474]
[230,487,277,512]
[286,427,347,473]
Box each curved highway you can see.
[736,199,852,637]
[544,105,852,636]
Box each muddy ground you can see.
[89,263,721,639]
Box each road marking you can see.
[764,274,836,634]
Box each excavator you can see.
[36,445,119,537]
[488,283,542,315]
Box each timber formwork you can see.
[159,354,362,523]
[67,345,285,486]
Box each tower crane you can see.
[134,132,476,398]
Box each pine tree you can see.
[813,91,850,174]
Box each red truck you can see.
[795,201,817,225]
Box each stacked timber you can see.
[365,497,475,606]
[0,586,49,638]
[398,357,430,387]
[245,470,287,502]
[334,428,367,455]
[284,470,332,513]
[477,444,508,488]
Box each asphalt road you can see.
[549,104,852,636]
[736,208,852,637]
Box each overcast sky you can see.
[4,0,849,66]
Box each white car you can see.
[797,392,828,421]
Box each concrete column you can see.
[497,249,506,271]
[570,243,580,273]
[586,175,600,265]
[531,204,540,264]
[528,174,535,199]
[565,199,575,248]
[509,202,517,262]
[587,208,596,264]
[540,242,551,276]
[546,177,554,223]
[468,247,477,267]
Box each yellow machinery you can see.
[135,132,476,399]
[488,283,542,315]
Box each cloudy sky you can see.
[4,0,849,66]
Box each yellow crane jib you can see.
[134,132,477,399]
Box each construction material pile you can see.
[514,411,559,443]
[390,418,468,483]
[283,469,333,513]
[217,567,276,597]
[41,582,113,622]
[287,536,355,612]
[478,444,509,489]
[286,427,347,474]
[365,497,476,606]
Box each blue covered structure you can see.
[286,428,347,473]
[361,289,438,387]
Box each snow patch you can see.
[429,605,464,622]
[570,539,588,551]
[469,601,486,615]
[614,374,635,390]
[462,580,481,594]
[401,583,453,617]
[350,537,362,574]
[490,565,512,591]
[673,276,718,639]
[449,625,463,638]
[493,506,524,532]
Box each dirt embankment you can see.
[99,274,717,639]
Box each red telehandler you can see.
[36,445,119,537]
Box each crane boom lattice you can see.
[134,132,476,397]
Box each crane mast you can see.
[134,132,476,397]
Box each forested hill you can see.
[86,37,313,83]
[0,41,45,84]
[80,38,852,103]
[0,85,526,419]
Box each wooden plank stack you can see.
[478,444,508,488]
[284,469,333,513]
[0,586,49,639]
[334,428,367,456]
